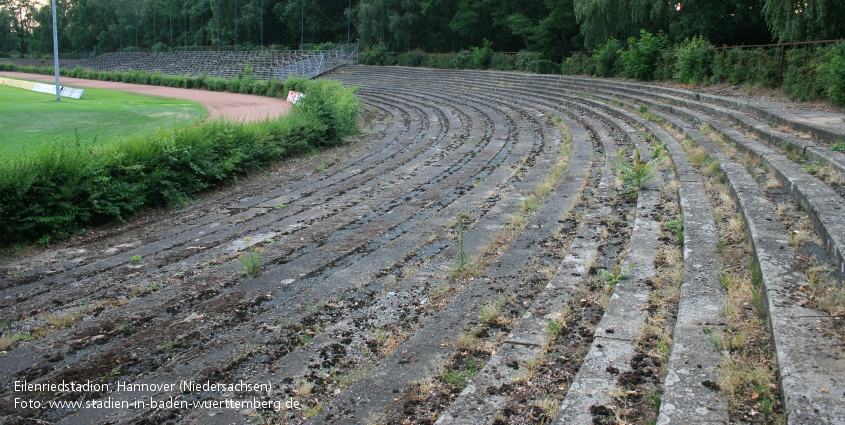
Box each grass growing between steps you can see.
[613,98,785,421]
[704,122,845,319]
[611,172,684,424]
[774,204,845,318]
[444,115,575,285]
[368,118,580,425]
[373,297,519,425]
[677,137,784,424]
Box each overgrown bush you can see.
[359,42,394,66]
[0,78,360,245]
[562,53,595,75]
[533,60,560,74]
[397,50,427,67]
[654,49,676,81]
[751,48,781,88]
[816,42,845,106]
[781,46,820,101]
[205,77,228,91]
[490,53,516,71]
[515,51,543,72]
[619,30,669,80]
[450,50,474,69]
[283,76,308,93]
[473,39,494,70]
[726,48,750,85]
[594,39,623,77]
[267,80,286,97]
[673,36,712,84]
[251,80,269,96]
[238,78,256,94]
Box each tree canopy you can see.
[1,0,843,58]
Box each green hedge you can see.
[0,64,290,99]
[0,78,360,245]
[560,34,845,107]
[359,45,560,74]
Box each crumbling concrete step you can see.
[435,114,608,425]
[553,123,664,425]
[309,106,596,424]
[659,110,845,424]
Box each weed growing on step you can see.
[239,248,264,278]
[664,215,684,246]
[131,281,160,296]
[803,161,845,186]
[830,140,845,151]
[440,357,479,389]
[597,264,632,289]
[450,211,479,279]
[613,149,656,195]
[478,291,514,325]
[301,402,324,419]
[1,299,127,351]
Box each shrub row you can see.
[0,78,360,245]
[358,42,561,74]
[562,34,845,106]
[355,35,845,107]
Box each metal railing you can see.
[274,46,358,80]
[275,54,325,80]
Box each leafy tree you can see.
[669,0,770,46]
[0,6,19,53]
[356,0,424,50]
[672,35,712,84]
[486,0,582,59]
[763,0,845,42]
[574,0,671,50]
[533,0,583,60]
[30,0,72,55]
[274,0,351,48]
[0,0,37,54]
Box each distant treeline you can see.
[2,0,845,62]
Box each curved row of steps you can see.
[0,64,842,425]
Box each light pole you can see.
[347,0,350,46]
[51,0,60,101]
[234,0,238,53]
[260,0,264,48]
[300,0,304,50]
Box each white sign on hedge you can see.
[286,90,305,104]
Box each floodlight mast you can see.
[51,0,60,101]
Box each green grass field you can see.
[0,83,207,156]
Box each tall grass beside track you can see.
[0,78,360,246]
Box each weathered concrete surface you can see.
[553,180,662,423]
[436,116,607,425]
[657,180,728,425]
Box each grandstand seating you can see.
[73,49,355,81]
